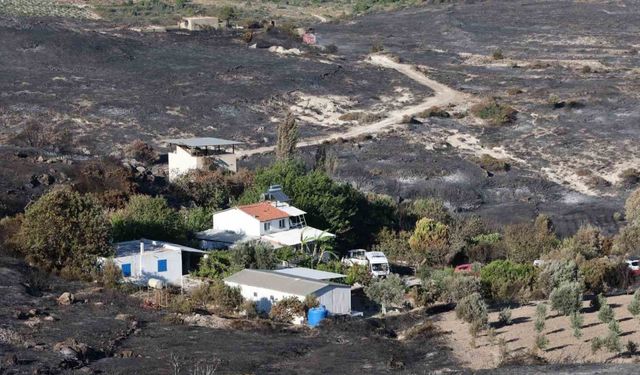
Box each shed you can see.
[163,137,242,181]
[274,267,345,281]
[179,17,222,31]
[225,269,351,315]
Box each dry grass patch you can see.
[470,99,517,126]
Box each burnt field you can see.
[1,0,639,233]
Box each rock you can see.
[3,353,18,366]
[36,155,45,163]
[135,166,146,174]
[115,313,133,321]
[57,292,75,305]
[37,174,54,186]
[58,346,78,359]
[119,350,134,358]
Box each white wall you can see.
[224,282,351,315]
[259,218,290,235]
[225,281,305,313]
[316,285,351,315]
[168,146,237,181]
[112,249,184,287]
[213,209,261,237]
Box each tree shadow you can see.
[620,331,636,337]
[505,337,519,344]
[546,328,564,335]
[582,321,601,329]
[509,316,531,325]
[545,344,569,352]
[618,317,633,323]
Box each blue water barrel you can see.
[307,305,328,327]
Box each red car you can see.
[454,264,473,273]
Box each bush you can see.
[570,311,584,338]
[480,260,537,303]
[191,279,243,314]
[504,215,558,264]
[534,334,548,350]
[232,241,276,270]
[195,251,233,279]
[345,264,372,286]
[18,188,112,275]
[169,294,195,314]
[561,225,605,260]
[181,207,212,234]
[537,259,581,296]
[499,308,512,325]
[626,340,638,354]
[324,44,338,54]
[628,289,640,318]
[455,293,488,335]
[110,195,184,243]
[550,281,583,316]
[476,154,510,172]
[124,139,157,165]
[242,300,258,319]
[417,106,450,118]
[408,218,450,266]
[410,198,452,225]
[492,48,504,60]
[99,260,123,289]
[597,294,614,324]
[269,296,305,323]
[612,224,640,255]
[445,275,481,303]
[619,168,640,188]
[625,188,640,225]
[0,215,23,256]
[365,273,405,314]
[370,40,384,53]
[470,99,517,126]
[534,303,547,333]
[372,228,412,264]
[580,258,625,295]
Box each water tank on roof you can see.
[308,305,327,327]
[263,184,290,203]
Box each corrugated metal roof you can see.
[262,227,334,247]
[225,269,349,296]
[164,137,242,148]
[238,202,290,222]
[274,267,345,280]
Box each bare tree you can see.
[275,112,299,161]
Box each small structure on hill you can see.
[179,17,223,31]
[164,137,241,181]
[224,268,351,314]
[106,239,207,288]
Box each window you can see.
[278,219,286,228]
[157,259,168,272]
[263,222,271,231]
[253,292,258,297]
[121,263,131,277]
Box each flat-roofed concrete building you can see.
[164,137,241,181]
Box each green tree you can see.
[181,206,212,234]
[18,188,112,275]
[195,251,233,279]
[365,273,405,314]
[480,260,537,303]
[597,294,615,324]
[534,303,548,350]
[171,169,231,210]
[218,5,237,25]
[408,218,450,266]
[110,195,184,242]
[549,281,583,316]
[275,112,299,162]
[570,311,584,338]
[560,224,604,260]
[455,292,488,337]
[628,289,640,319]
[504,215,558,263]
[232,241,276,270]
[625,188,640,225]
[410,198,452,224]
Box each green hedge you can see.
[480,260,537,302]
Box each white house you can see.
[106,239,207,288]
[164,137,241,182]
[224,269,351,315]
[197,199,334,249]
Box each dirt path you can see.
[238,54,473,157]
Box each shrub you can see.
[171,170,231,210]
[195,251,233,279]
[410,198,452,225]
[480,260,537,303]
[232,241,276,270]
[455,292,488,327]
[345,264,372,286]
[537,259,581,296]
[562,225,605,260]
[269,296,305,322]
[499,308,512,325]
[625,188,640,225]
[303,294,320,312]
[445,275,481,303]
[470,99,517,126]
[408,218,450,266]
[110,195,184,243]
[169,294,195,314]
[492,48,504,60]
[181,207,212,234]
[504,215,558,264]
[476,154,510,172]
[99,260,123,289]
[371,40,384,53]
[0,215,22,256]
[241,30,253,43]
[619,168,640,188]
[365,273,405,314]
[534,334,548,350]
[549,281,583,316]
[191,279,243,314]
[626,340,638,354]
[124,139,157,165]
[570,311,584,338]
[597,294,614,324]
[612,224,640,255]
[628,289,640,318]
[417,106,450,118]
[18,188,112,275]
[534,303,547,333]
[580,258,624,295]
[324,44,338,54]
[372,228,413,264]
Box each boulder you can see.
[57,292,75,305]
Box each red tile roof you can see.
[238,202,289,222]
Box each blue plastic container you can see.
[307,305,328,327]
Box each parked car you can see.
[342,249,390,277]
[626,258,640,276]
[454,264,473,273]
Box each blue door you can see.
[121,263,131,277]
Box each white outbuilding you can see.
[106,239,207,288]
[224,269,351,315]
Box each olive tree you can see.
[365,274,405,314]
